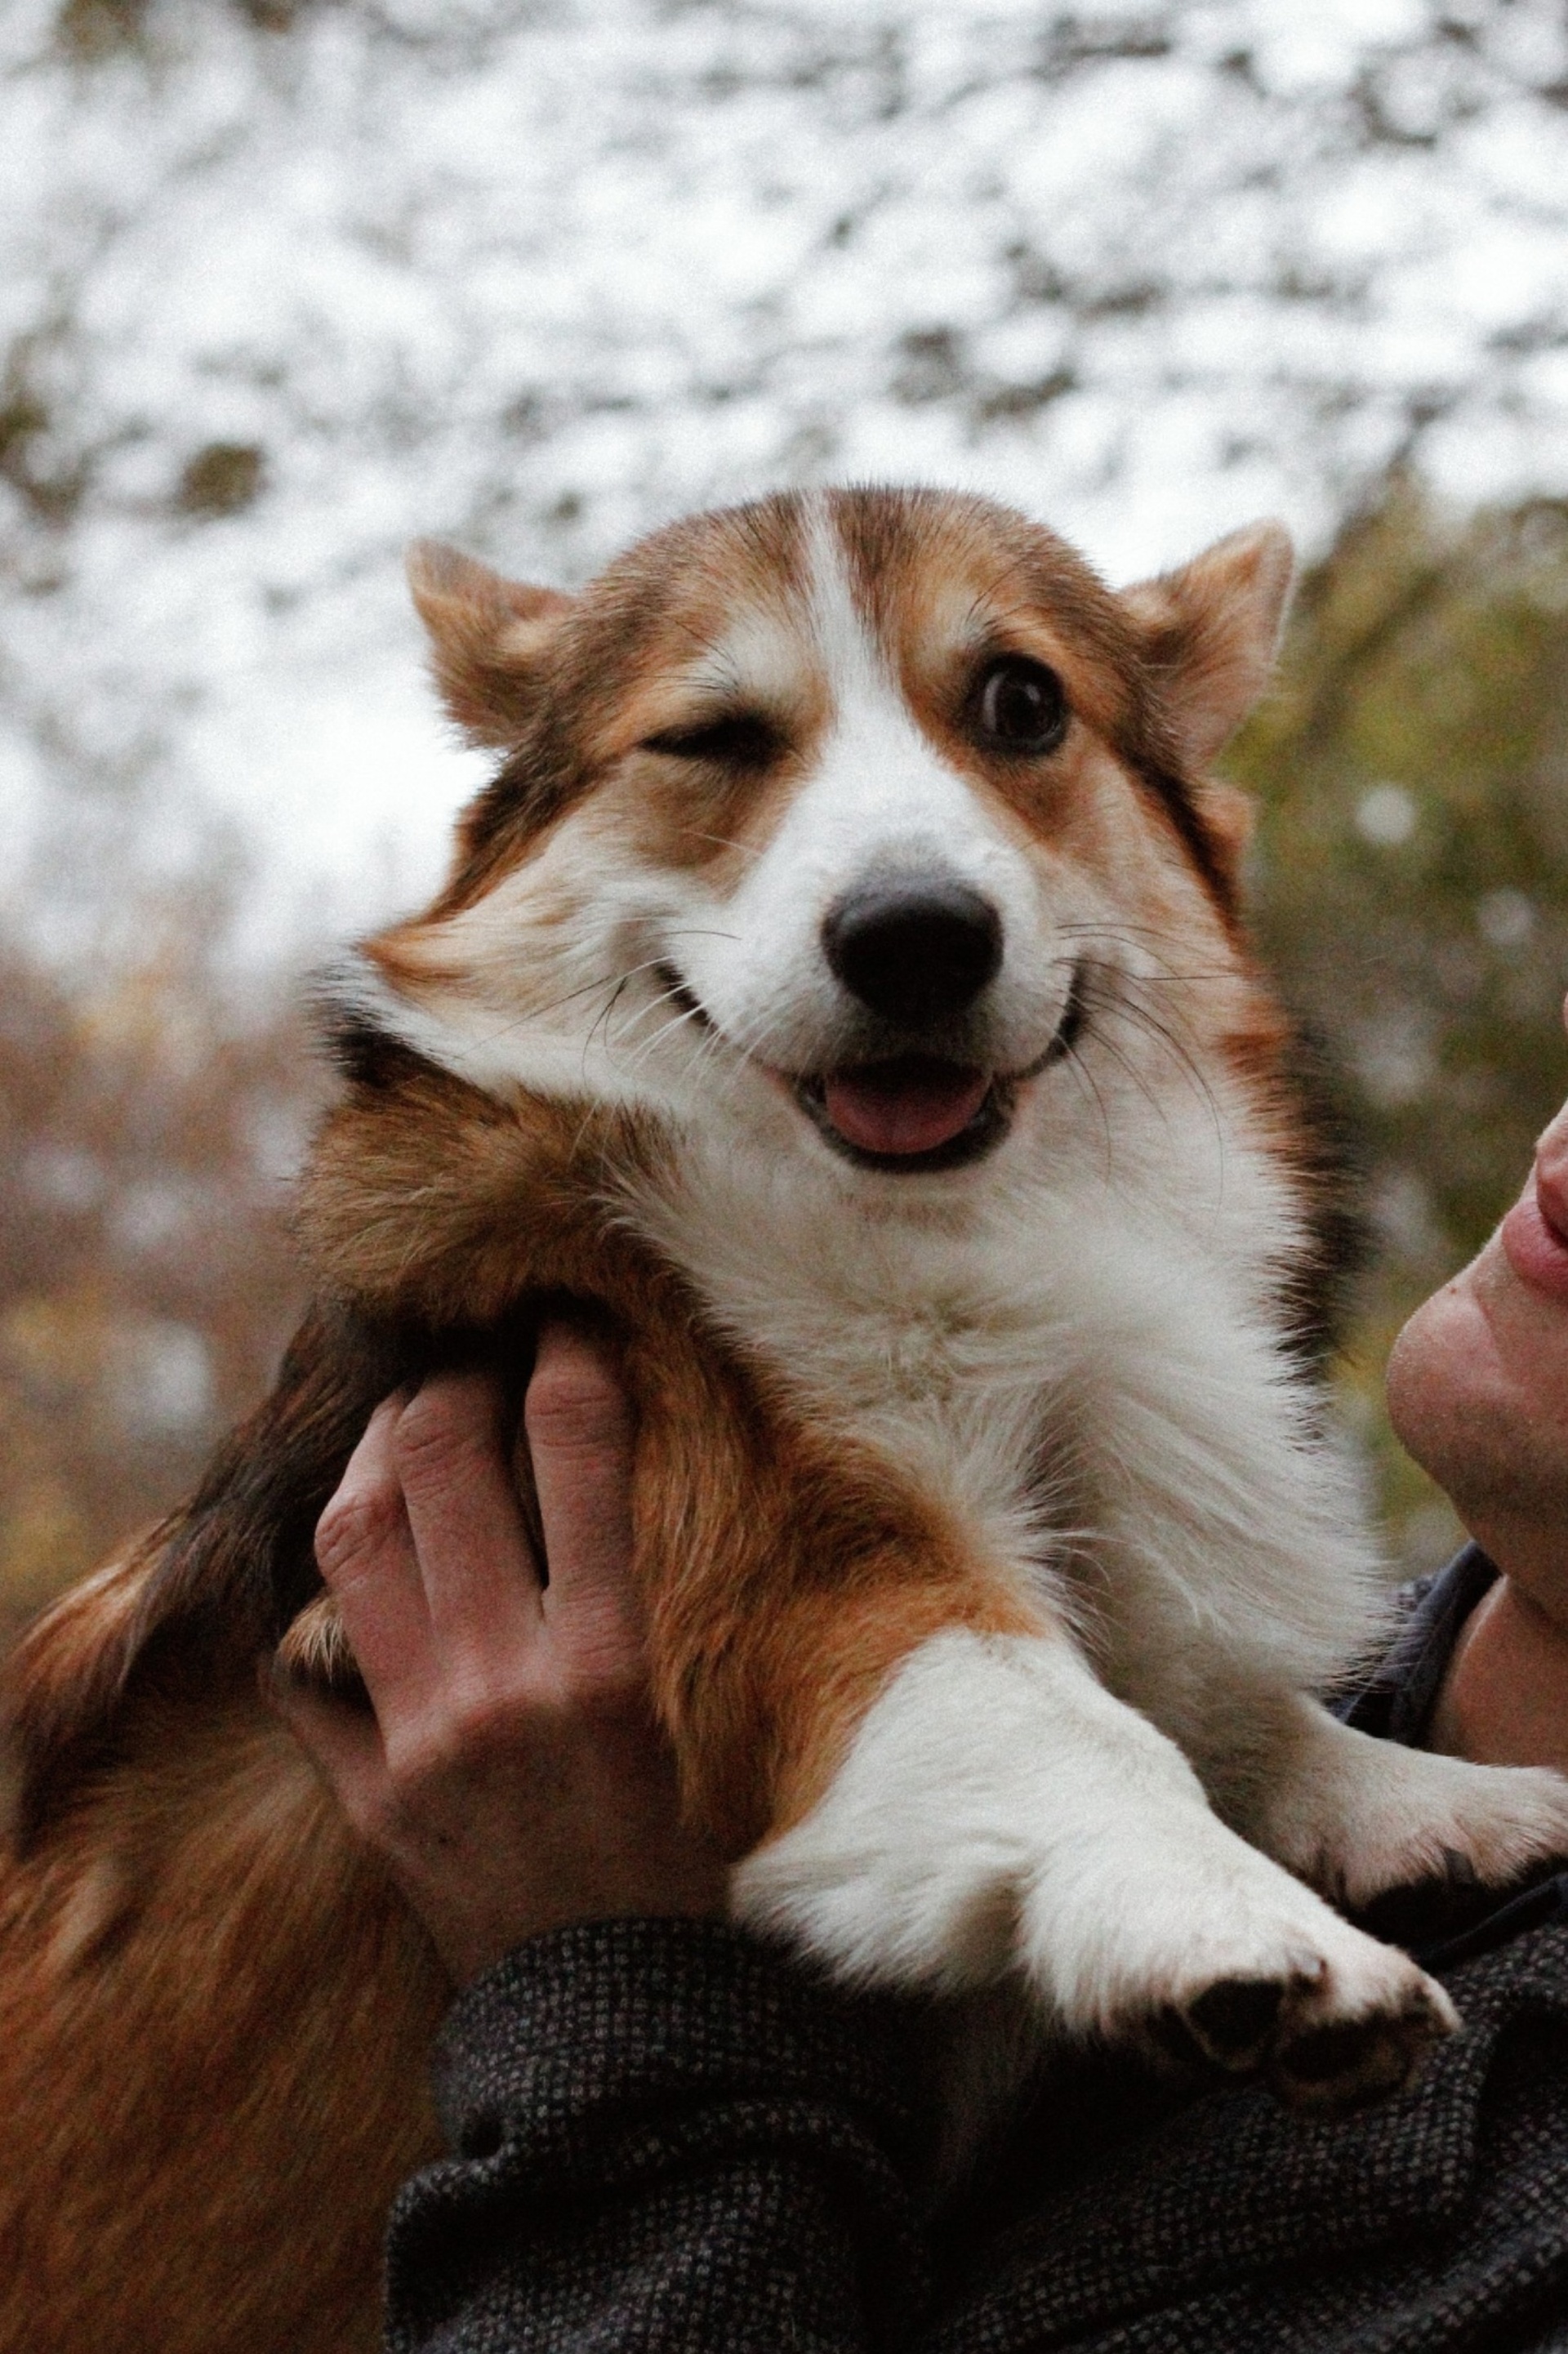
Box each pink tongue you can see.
[822,1062,990,1156]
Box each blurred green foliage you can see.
[1232,483,1568,1572]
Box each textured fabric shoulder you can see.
[385,1915,933,2353]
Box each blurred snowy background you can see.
[5,0,1568,1619]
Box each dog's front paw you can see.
[1170,1935,1457,2113]
[1020,1837,1460,2116]
[1340,1756,1568,1908]
[1258,1712,1568,1908]
[1265,1958,1456,2111]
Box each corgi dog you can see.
[5,487,1568,2354]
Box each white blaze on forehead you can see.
[662,498,1064,1079]
[754,502,1030,907]
[804,496,891,707]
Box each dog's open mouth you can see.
[654,959,1086,1175]
[794,1059,1002,1170]
[789,965,1088,1173]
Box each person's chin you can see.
[1388,1224,1568,1552]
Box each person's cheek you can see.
[1385,1274,1486,1474]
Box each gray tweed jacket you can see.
[385,1556,1568,2352]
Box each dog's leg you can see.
[1225,1692,1568,1908]
[733,1625,1457,2112]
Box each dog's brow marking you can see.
[674,827,764,863]
[680,604,805,710]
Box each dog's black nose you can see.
[823,878,1003,1028]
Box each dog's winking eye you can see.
[970,656,1068,756]
[643,712,780,769]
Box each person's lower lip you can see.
[1499,1183,1568,1301]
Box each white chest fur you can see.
[624,1076,1384,1728]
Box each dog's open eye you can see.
[971,657,1069,756]
[643,713,780,769]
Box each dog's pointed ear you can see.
[1120,521,1294,772]
[407,541,577,749]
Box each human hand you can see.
[271,1324,730,1984]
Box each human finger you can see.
[393,1366,545,1656]
[314,1393,433,1704]
[525,1322,645,1685]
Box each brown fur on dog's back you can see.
[0,1649,443,2354]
